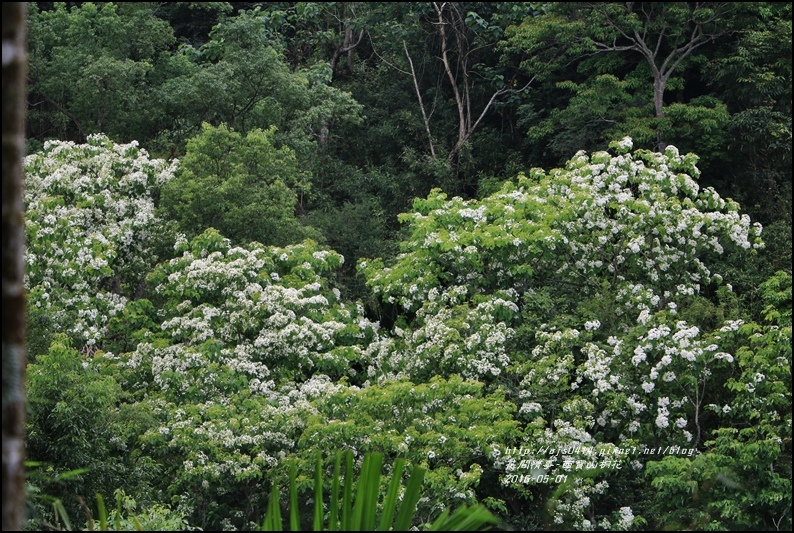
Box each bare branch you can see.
[367,31,410,75]
[404,40,437,158]
[340,29,365,54]
[466,77,535,144]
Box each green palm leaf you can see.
[261,451,499,531]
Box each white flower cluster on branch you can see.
[24,135,178,348]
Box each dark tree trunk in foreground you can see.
[2,2,28,530]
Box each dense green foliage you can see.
[159,123,317,246]
[23,2,791,531]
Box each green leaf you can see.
[289,462,299,531]
[328,453,342,531]
[393,464,425,531]
[313,456,324,531]
[96,492,108,531]
[53,499,73,531]
[378,457,406,531]
[262,484,283,531]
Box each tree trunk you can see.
[586,2,734,153]
[653,75,667,151]
[2,2,28,530]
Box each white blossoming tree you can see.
[101,228,386,528]
[23,134,183,524]
[24,134,789,530]
[23,134,518,530]
[645,271,791,530]
[359,138,781,528]
[24,134,178,355]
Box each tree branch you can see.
[30,80,88,142]
[403,40,437,159]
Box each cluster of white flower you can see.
[577,342,621,397]
[108,228,397,503]
[523,293,746,464]
[616,506,635,530]
[371,290,519,380]
[145,234,382,387]
[25,135,772,531]
[25,135,178,350]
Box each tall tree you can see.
[159,122,318,247]
[703,1,792,223]
[505,2,749,163]
[429,2,531,167]
[26,2,176,144]
[372,2,532,179]
[264,2,367,79]
[2,2,27,530]
[565,2,738,150]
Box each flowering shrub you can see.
[298,376,521,516]
[141,229,380,383]
[645,271,792,530]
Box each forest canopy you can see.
[21,2,791,531]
